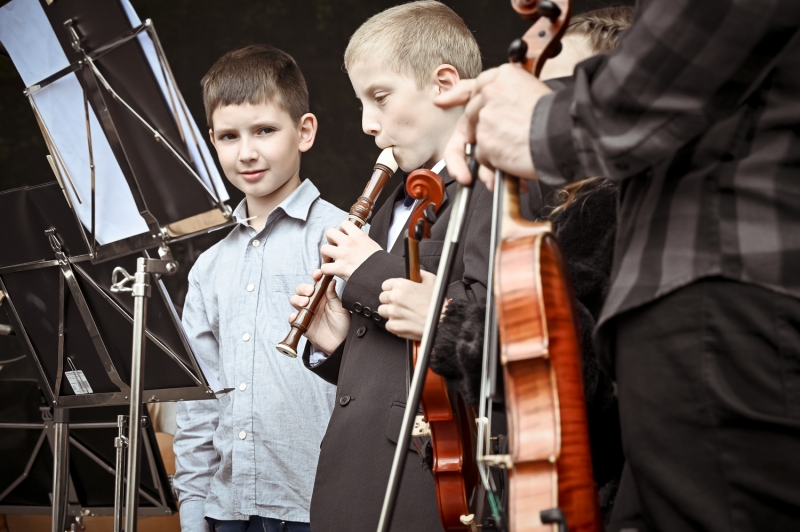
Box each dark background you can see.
[0,0,632,321]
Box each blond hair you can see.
[552,7,634,215]
[344,1,482,88]
[566,6,634,54]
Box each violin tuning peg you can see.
[508,38,528,64]
[423,204,437,225]
[414,219,425,241]
[538,0,562,21]
[549,41,563,59]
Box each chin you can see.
[393,150,427,173]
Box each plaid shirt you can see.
[530,0,800,331]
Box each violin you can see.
[376,162,476,532]
[479,1,602,530]
[277,148,398,358]
[403,169,480,532]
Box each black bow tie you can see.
[402,172,417,208]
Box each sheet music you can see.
[0,0,228,246]
[0,0,149,245]
[120,0,229,203]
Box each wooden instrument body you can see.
[405,170,479,531]
[484,1,602,530]
[277,159,395,357]
[496,176,600,532]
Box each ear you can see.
[432,64,461,94]
[208,128,217,149]
[298,113,318,153]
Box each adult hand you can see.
[289,269,350,354]
[320,220,382,281]
[435,64,552,190]
[378,271,437,341]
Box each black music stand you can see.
[0,0,236,263]
[0,378,176,528]
[0,0,240,529]
[0,182,231,532]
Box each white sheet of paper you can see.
[120,0,228,203]
[0,0,228,247]
[0,0,149,245]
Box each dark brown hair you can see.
[566,6,634,54]
[201,44,309,127]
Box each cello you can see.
[403,169,480,532]
[479,1,603,531]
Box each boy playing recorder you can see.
[289,2,492,530]
[173,45,345,532]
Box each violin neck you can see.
[404,236,422,283]
[498,171,524,235]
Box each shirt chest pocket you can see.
[417,239,444,273]
[267,274,313,348]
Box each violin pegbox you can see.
[509,0,571,77]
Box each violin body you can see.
[415,348,479,531]
[495,177,600,531]
[405,170,479,531]
[491,2,602,529]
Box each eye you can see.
[219,133,237,141]
[375,94,387,104]
[257,127,277,135]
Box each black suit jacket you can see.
[302,167,492,531]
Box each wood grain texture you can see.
[496,176,601,532]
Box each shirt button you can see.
[252,239,260,247]
[353,302,363,313]
[242,333,251,342]
[339,395,351,407]
[239,430,247,440]
[239,382,247,391]
[362,307,372,318]
[356,326,367,338]
[246,284,255,292]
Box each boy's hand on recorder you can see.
[320,220,382,281]
[378,271,437,342]
[289,269,350,354]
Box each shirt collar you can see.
[233,179,321,228]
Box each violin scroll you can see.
[406,169,445,242]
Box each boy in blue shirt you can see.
[173,44,345,532]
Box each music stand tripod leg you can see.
[114,415,128,532]
[51,409,70,532]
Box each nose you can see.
[238,135,258,162]
[361,108,380,137]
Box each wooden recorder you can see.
[276,148,399,358]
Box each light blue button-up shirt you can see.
[174,180,344,529]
